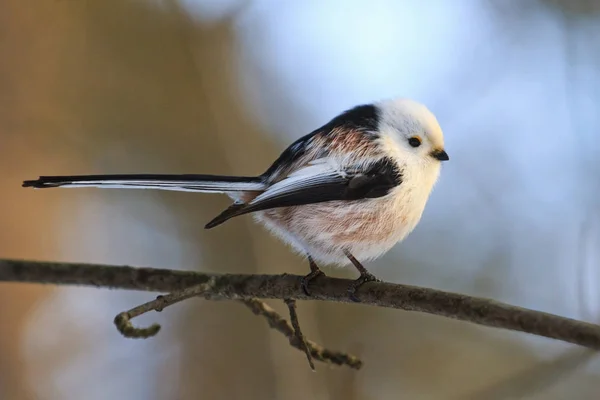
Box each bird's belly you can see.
[254,195,418,266]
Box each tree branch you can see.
[114,278,217,339]
[110,277,357,369]
[242,298,361,369]
[284,298,315,370]
[2,258,600,353]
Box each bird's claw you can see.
[301,269,325,296]
[347,273,380,302]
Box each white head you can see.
[376,98,448,166]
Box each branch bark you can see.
[2,258,600,351]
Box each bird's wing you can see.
[260,104,382,182]
[204,157,402,228]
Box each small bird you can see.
[23,98,448,301]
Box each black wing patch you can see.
[323,103,379,133]
[205,157,401,229]
[260,104,380,179]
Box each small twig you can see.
[114,278,216,338]
[242,298,363,369]
[114,302,161,339]
[111,275,360,368]
[284,298,315,370]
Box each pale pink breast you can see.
[261,195,407,250]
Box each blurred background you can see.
[1,0,600,399]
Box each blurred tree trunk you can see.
[0,1,324,399]
[0,2,89,398]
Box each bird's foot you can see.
[347,271,380,303]
[301,269,326,296]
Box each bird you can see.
[22,98,449,301]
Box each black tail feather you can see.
[204,203,247,229]
[23,173,266,228]
[22,174,262,189]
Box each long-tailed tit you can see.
[23,98,448,301]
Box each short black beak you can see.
[431,149,449,161]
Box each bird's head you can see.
[377,98,448,166]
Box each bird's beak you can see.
[430,149,449,161]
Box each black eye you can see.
[408,137,421,148]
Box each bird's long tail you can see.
[22,174,266,193]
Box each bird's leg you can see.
[344,250,380,302]
[301,256,326,296]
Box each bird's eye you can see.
[408,136,421,148]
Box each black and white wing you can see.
[202,102,394,228]
[259,103,382,182]
[205,157,402,228]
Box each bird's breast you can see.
[264,188,420,244]
[253,183,430,265]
